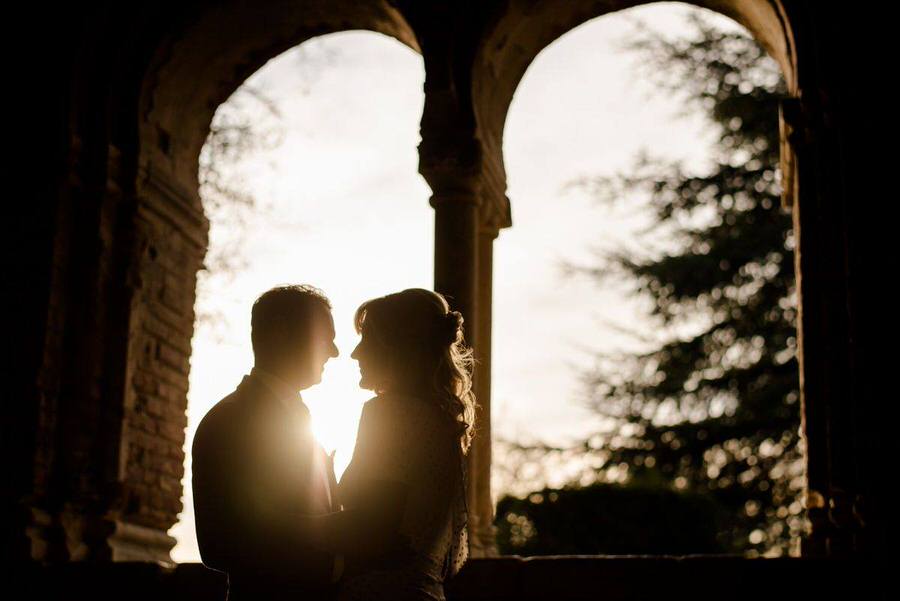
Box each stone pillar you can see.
[432,187,480,333]
[5,131,201,564]
[471,227,498,555]
[428,178,491,555]
[422,146,509,556]
[789,5,884,558]
[414,3,512,553]
[114,164,207,563]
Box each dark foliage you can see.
[494,13,804,557]
[575,13,803,556]
[496,483,725,556]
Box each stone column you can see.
[470,227,499,555]
[432,187,480,335]
[789,6,884,558]
[114,164,207,563]
[6,133,200,564]
[416,12,510,549]
[422,149,508,555]
[428,179,489,555]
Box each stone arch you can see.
[109,1,420,562]
[487,1,798,552]
[470,0,796,215]
[137,0,419,204]
[451,0,799,555]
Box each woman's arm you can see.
[289,397,413,557]
[300,479,409,556]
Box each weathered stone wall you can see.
[8,144,207,563]
[111,169,207,560]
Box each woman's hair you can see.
[354,288,476,453]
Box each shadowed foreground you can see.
[12,557,879,601]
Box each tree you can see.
[581,13,802,556]
[495,13,804,557]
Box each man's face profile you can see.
[252,287,338,390]
[298,308,338,388]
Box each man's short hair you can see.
[251,285,332,363]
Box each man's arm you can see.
[192,410,258,572]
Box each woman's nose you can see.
[350,343,361,359]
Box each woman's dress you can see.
[337,392,468,601]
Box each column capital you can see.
[419,134,483,190]
[429,189,481,209]
[419,134,511,235]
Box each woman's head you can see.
[351,288,476,452]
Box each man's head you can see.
[251,285,338,390]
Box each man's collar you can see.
[248,367,313,426]
[249,366,301,405]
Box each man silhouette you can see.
[192,285,341,601]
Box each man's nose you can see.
[330,343,339,358]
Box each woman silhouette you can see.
[336,288,474,601]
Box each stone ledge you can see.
[447,556,882,600]
[7,556,883,601]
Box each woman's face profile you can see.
[351,327,388,392]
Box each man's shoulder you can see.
[193,382,258,451]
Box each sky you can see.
[170,3,745,562]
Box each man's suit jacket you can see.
[192,374,338,601]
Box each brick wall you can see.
[116,171,207,550]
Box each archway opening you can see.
[493,2,802,557]
[170,31,427,562]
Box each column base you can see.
[468,515,498,558]
[108,521,177,565]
